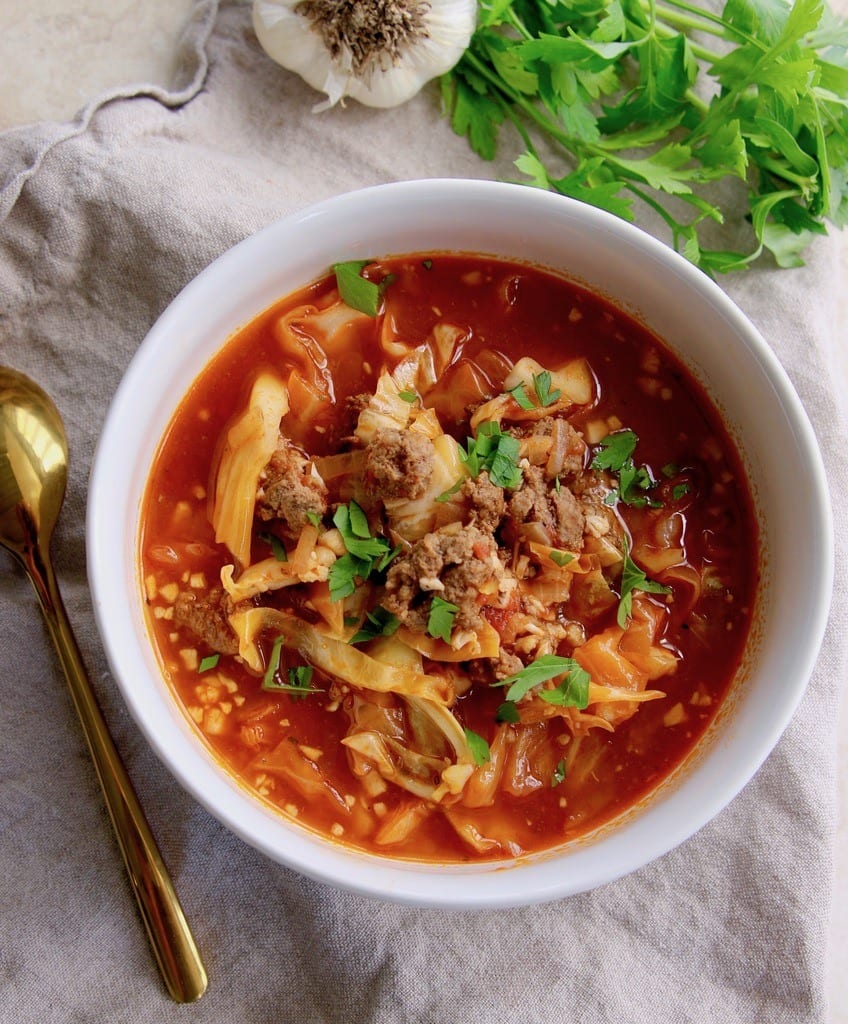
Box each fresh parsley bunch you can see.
[442,0,848,272]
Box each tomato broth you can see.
[140,254,758,862]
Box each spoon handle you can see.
[28,545,208,1003]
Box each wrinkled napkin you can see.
[1,3,845,1022]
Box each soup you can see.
[140,254,758,862]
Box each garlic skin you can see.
[252,0,477,110]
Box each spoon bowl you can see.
[0,366,207,1003]
[0,369,67,558]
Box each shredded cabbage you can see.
[228,607,453,704]
[210,373,289,568]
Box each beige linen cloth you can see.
[1,3,845,1022]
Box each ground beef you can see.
[256,437,328,536]
[465,646,525,686]
[344,392,371,435]
[462,470,505,532]
[383,524,504,633]
[508,464,585,549]
[551,485,586,550]
[174,586,239,655]
[570,470,615,538]
[364,427,434,501]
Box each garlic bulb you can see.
[252,0,477,109]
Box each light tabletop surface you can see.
[1,0,846,1020]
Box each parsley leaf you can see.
[464,728,492,765]
[506,370,562,410]
[329,501,398,601]
[551,759,567,787]
[258,531,288,562]
[262,636,285,690]
[327,503,399,601]
[349,606,401,645]
[462,421,522,489]
[496,700,521,723]
[398,390,418,403]
[592,430,638,472]
[427,596,460,644]
[537,664,592,708]
[508,382,536,410]
[549,550,574,568]
[435,478,465,503]
[328,553,371,602]
[281,665,323,699]
[333,260,386,317]
[198,654,219,673]
[495,654,591,709]
[592,430,659,507]
[617,535,671,628]
[442,0,847,271]
[533,370,562,407]
[262,640,323,697]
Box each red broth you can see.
[140,254,758,862]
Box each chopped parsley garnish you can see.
[661,462,679,479]
[349,606,401,645]
[537,666,592,707]
[198,654,220,673]
[332,259,387,318]
[462,421,522,490]
[508,382,535,410]
[592,430,660,507]
[427,595,460,644]
[533,370,561,408]
[551,759,567,787]
[617,535,671,628]
[328,500,399,601]
[496,700,521,724]
[261,640,322,698]
[507,370,562,411]
[672,483,691,500]
[495,654,590,709]
[398,390,418,403]
[329,554,372,601]
[549,550,574,568]
[422,259,433,270]
[592,430,638,473]
[464,728,491,766]
[262,636,285,689]
[258,531,287,562]
[435,478,465,503]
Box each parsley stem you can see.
[652,18,722,64]
[682,88,710,117]
[624,184,685,245]
[506,7,534,41]
[757,157,815,191]
[655,0,765,48]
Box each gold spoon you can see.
[0,366,207,1003]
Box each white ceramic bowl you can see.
[87,179,833,907]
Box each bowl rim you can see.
[86,178,834,907]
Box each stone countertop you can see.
[1,1,845,1020]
